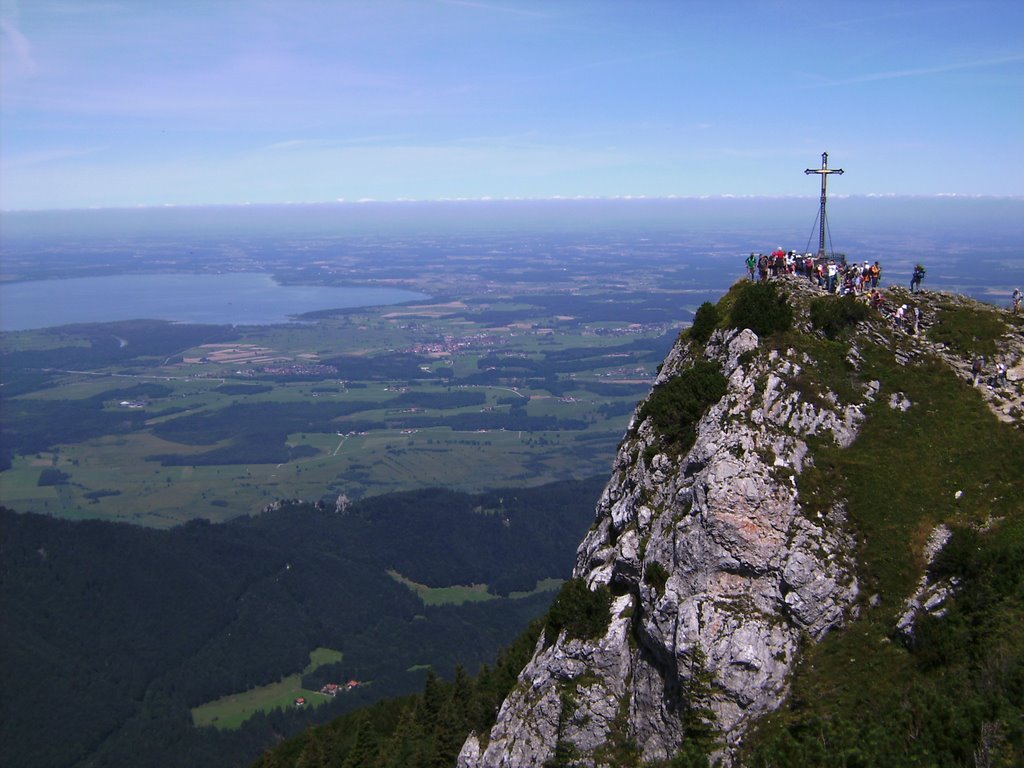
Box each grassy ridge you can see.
[742,298,1024,765]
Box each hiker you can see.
[1013,287,1022,315]
[804,255,816,282]
[870,261,881,288]
[772,246,786,277]
[746,253,757,281]
[995,362,1008,387]
[827,261,839,293]
[895,304,907,331]
[910,264,926,293]
[971,356,985,386]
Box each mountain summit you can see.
[458,276,1024,767]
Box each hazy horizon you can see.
[4,195,1022,236]
[4,191,1024,216]
[2,197,1021,318]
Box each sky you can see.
[1,0,1022,210]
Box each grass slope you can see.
[739,288,1024,766]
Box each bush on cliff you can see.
[639,360,728,454]
[729,281,793,337]
[688,302,720,344]
[543,578,613,647]
[809,294,869,339]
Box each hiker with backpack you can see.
[758,253,769,283]
[910,264,926,293]
[971,356,985,386]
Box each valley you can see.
[1,223,730,525]
[3,199,1021,767]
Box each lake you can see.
[2,199,1022,331]
[0,273,428,331]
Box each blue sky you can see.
[2,0,1022,210]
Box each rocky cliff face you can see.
[459,300,874,767]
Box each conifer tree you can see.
[341,713,380,768]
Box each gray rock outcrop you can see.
[896,524,957,641]
[459,325,867,767]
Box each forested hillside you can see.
[0,477,603,768]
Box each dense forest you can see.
[256,514,1024,768]
[0,476,604,768]
[251,580,619,768]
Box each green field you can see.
[1,295,675,526]
[191,647,344,730]
[387,571,563,606]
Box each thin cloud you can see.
[256,135,412,153]
[1,145,106,170]
[437,0,549,18]
[0,16,36,78]
[812,54,1024,87]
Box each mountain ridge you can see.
[254,276,1023,767]
[457,276,1023,767]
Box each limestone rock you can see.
[460,324,865,767]
[896,525,958,641]
[888,392,913,411]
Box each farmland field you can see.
[1,241,727,525]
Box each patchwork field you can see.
[1,288,703,525]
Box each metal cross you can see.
[805,152,844,258]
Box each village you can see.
[293,679,362,708]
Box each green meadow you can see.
[191,648,344,731]
[387,571,563,606]
[1,299,669,526]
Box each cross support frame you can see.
[805,151,844,258]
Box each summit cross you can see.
[805,151,844,258]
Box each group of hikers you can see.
[745,249,890,295]
[745,250,1024,319]
[972,355,1011,389]
[743,249,1019,388]
[743,249,925,333]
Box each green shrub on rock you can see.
[729,281,793,337]
[688,302,720,344]
[809,295,869,339]
[639,361,728,454]
[544,578,613,646]
[644,561,670,596]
